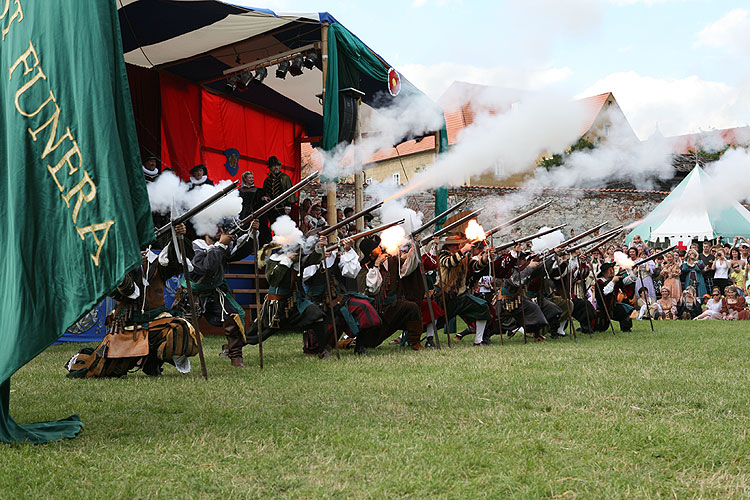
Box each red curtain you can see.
[160,74,303,184]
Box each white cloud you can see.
[695,8,750,55]
[577,71,750,139]
[399,62,573,100]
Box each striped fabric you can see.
[115,1,416,138]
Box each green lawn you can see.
[1,321,748,499]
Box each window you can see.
[494,162,505,177]
[392,172,401,185]
[605,124,611,137]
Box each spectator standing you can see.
[682,250,707,297]
[261,156,295,225]
[712,249,730,293]
[698,243,714,291]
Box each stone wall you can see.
[301,183,666,239]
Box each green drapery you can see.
[0,0,153,443]
[320,23,450,219]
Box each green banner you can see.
[0,0,153,443]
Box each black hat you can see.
[143,154,160,163]
[267,155,281,168]
[599,262,616,274]
[358,236,381,259]
[190,164,206,176]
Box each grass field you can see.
[1,321,748,499]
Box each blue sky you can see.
[235,1,750,139]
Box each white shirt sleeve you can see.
[602,280,615,295]
[399,245,420,278]
[366,267,383,294]
[338,248,361,279]
[302,264,319,282]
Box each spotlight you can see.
[238,70,253,89]
[253,66,268,83]
[303,52,319,70]
[289,55,304,77]
[276,60,290,79]
[225,74,240,91]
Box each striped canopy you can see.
[116,0,412,138]
[626,165,750,244]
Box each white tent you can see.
[626,165,750,245]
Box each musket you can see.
[228,171,320,235]
[320,201,383,237]
[411,199,468,237]
[547,222,608,252]
[483,201,553,238]
[566,225,624,254]
[494,224,567,252]
[631,246,676,268]
[324,219,405,253]
[423,208,484,243]
[154,181,239,239]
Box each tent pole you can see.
[354,99,364,232]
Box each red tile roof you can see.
[577,92,611,137]
[664,126,750,155]
[302,83,616,168]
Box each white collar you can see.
[190,176,207,185]
[142,165,159,176]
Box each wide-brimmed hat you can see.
[358,236,381,258]
[267,155,281,168]
[189,164,207,176]
[599,262,616,274]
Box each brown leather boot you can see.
[230,357,246,368]
[406,321,423,351]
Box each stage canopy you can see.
[626,165,750,245]
[116,1,434,145]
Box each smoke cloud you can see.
[530,226,566,253]
[147,172,242,236]
[320,92,446,180]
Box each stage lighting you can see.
[235,70,251,91]
[225,74,240,91]
[276,60,290,79]
[289,55,304,77]
[253,66,268,83]
[303,52,319,70]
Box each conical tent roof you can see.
[626,165,750,244]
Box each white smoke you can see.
[188,180,243,236]
[614,251,635,270]
[146,171,189,214]
[147,172,242,236]
[530,226,566,253]
[271,215,303,249]
[320,92,446,180]
[404,93,587,192]
[704,148,750,206]
[527,108,675,190]
[365,179,424,233]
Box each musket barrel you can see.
[320,201,383,237]
[632,246,676,267]
[324,219,405,252]
[426,208,484,241]
[567,225,624,254]
[485,201,553,237]
[494,224,566,252]
[230,171,320,234]
[553,221,608,249]
[154,180,239,239]
[411,199,468,237]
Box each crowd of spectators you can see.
[589,235,750,321]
